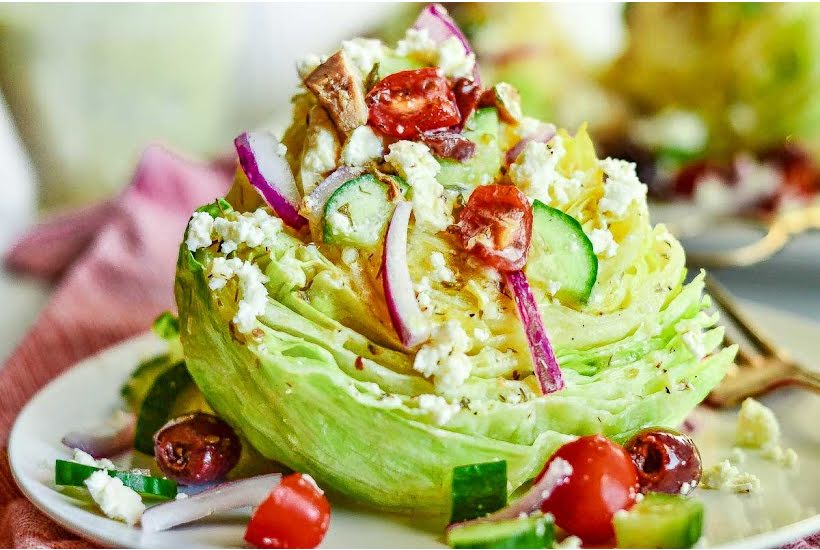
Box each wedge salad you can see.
[52,5,743,548]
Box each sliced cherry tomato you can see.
[538,435,639,544]
[456,184,532,271]
[366,68,460,139]
[452,77,482,128]
[244,473,331,549]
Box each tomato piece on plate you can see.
[244,473,331,549]
[452,77,482,127]
[538,435,639,544]
[457,184,533,271]
[366,68,460,139]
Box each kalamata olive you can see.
[624,427,701,495]
[153,413,241,485]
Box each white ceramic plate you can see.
[9,302,820,548]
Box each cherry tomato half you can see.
[244,473,331,549]
[539,435,639,544]
[366,68,460,139]
[456,184,533,271]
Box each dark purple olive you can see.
[153,413,241,485]
[624,427,701,495]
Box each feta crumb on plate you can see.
[84,470,145,526]
[417,394,460,426]
[736,397,780,449]
[700,460,761,494]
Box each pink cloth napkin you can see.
[0,145,231,547]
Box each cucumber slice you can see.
[55,459,177,500]
[446,514,555,549]
[120,354,175,413]
[323,173,404,248]
[375,55,426,80]
[451,460,507,523]
[133,361,192,455]
[614,493,704,549]
[526,201,597,305]
[438,108,503,190]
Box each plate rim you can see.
[9,309,820,548]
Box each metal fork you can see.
[703,274,820,408]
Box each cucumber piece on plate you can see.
[323,173,404,248]
[133,361,192,455]
[614,493,704,549]
[55,459,177,500]
[375,54,426,80]
[526,201,598,305]
[450,460,507,523]
[446,514,554,549]
[437,108,503,190]
[120,354,174,413]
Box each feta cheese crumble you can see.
[301,120,340,195]
[761,445,799,469]
[736,398,780,449]
[700,460,760,493]
[296,53,327,79]
[508,138,577,206]
[185,211,215,251]
[341,38,386,77]
[73,448,115,470]
[207,257,270,334]
[385,141,451,231]
[341,125,384,167]
[429,251,454,283]
[588,228,618,258]
[599,157,647,218]
[413,320,473,390]
[395,28,475,79]
[417,394,461,426]
[84,470,145,525]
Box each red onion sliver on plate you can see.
[412,3,480,85]
[504,270,564,394]
[61,413,136,459]
[234,131,307,230]
[505,123,557,166]
[383,202,431,348]
[141,473,282,533]
[447,457,572,531]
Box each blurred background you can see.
[1,2,819,361]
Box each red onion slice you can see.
[302,166,364,229]
[141,473,282,533]
[412,3,480,84]
[505,123,557,166]
[383,202,431,348]
[62,413,136,459]
[504,270,564,394]
[447,457,572,531]
[234,131,307,229]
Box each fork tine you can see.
[705,274,787,361]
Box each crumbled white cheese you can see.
[175,492,189,500]
[515,117,548,140]
[473,327,490,343]
[415,276,434,314]
[326,210,353,237]
[761,445,799,469]
[72,449,115,470]
[206,209,284,256]
[728,447,747,465]
[84,470,145,525]
[436,36,476,79]
[296,53,327,79]
[508,138,569,206]
[555,535,583,549]
[413,320,473,390]
[736,398,780,449]
[599,157,647,218]
[631,109,707,154]
[341,246,359,266]
[207,257,269,333]
[546,280,562,297]
[301,124,340,195]
[588,228,618,258]
[417,394,461,425]
[185,211,215,251]
[395,28,474,78]
[700,460,760,493]
[679,480,695,496]
[385,141,451,231]
[276,143,288,157]
[341,38,386,77]
[429,252,454,283]
[341,125,384,167]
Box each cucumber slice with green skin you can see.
[438,108,503,190]
[614,493,704,549]
[134,361,192,455]
[55,459,177,500]
[120,354,175,413]
[374,55,426,80]
[446,514,555,549]
[526,201,598,305]
[450,460,507,523]
[323,174,405,248]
